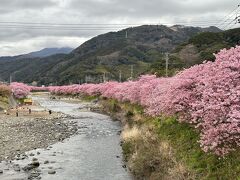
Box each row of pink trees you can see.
[10,82,31,99]
[9,83,49,99]
[49,46,240,156]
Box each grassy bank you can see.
[0,96,9,110]
[97,98,240,180]
[0,84,11,110]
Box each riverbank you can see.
[0,100,78,161]
[84,96,240,180]
[0,94,131,180]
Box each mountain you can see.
[172,27,240,67]
[0,54,68,84]
[0,25,223,85]
[0,47,73,83]
[0,47,73,61]
[23,47,74,58]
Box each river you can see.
[0,95,132,180]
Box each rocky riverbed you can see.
[0,110,78,179]
[0,114,78,161]
[0,94,131,180]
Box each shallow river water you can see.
[0,95,132,180]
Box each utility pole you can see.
[119,70,122,82]
[165,52,169,77]
[130,65,134,80]
[9,74,12,84]
[103,72,106,82]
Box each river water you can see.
[0,95,132,180]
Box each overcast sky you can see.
[0,0,239,56]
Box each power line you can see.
[224,17,239,30]
[0,23,226,31]
[216,4,240,27]
[222,18,237,30]
[0,20,227,31]
[221,5,240,30]
[0,23,215,28]
[3,5,240,31]
[0,26,132,30]
[217,4,240,29]
[229,15,240,29]
[0,20,221,25]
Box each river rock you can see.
[48,170,56,174]
[23,164,34,171]
[44,160,49,164]
[31,161,40,167]
[22,161,40,171]
[13,164,21,171]
[28,171,41,179]
[32,158,38,161]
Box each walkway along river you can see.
[0,95,132,180]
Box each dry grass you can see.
[0,96,9,110]
[121,125,141,141]
[93,98,240,179]
[102,99,195,179]
[168,162,194,180]
[122,124,194,180]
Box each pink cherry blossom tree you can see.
[48,46,240,156]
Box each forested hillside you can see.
[0,25,227,85]
[173,28,240,65]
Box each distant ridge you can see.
[23,47,74,58]
[0,25,235,86]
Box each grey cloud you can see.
[68,0,234,20]
[0,0,57,12]
[0,0,239,56]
